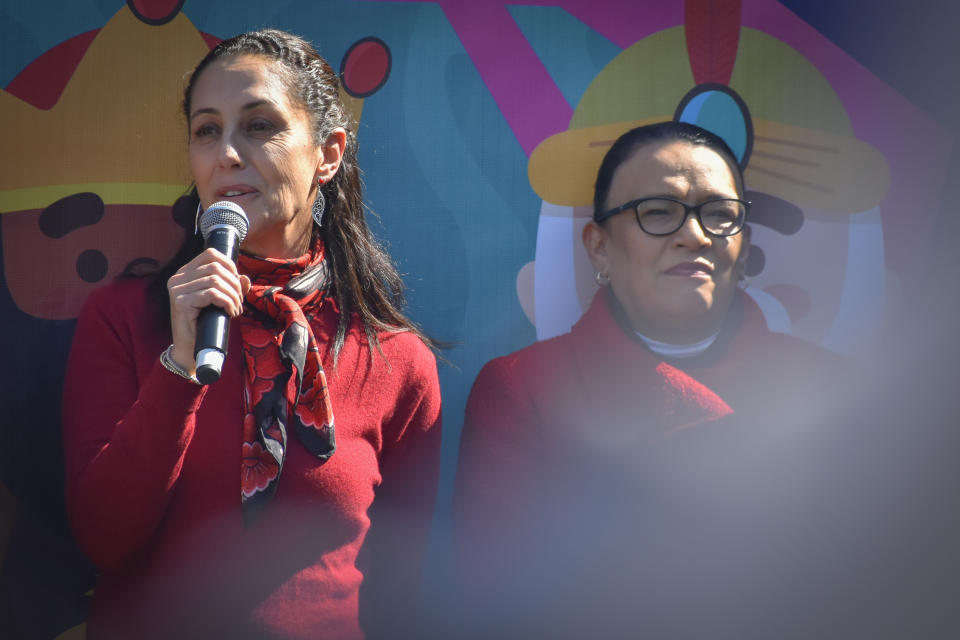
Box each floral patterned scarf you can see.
[235,238,336,525]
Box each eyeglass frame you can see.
[594,196,751,238]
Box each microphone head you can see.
[199,200,250,243]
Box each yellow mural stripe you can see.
[0,183,190,213]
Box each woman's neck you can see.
[634,330,720,358]
[242,223,313,259]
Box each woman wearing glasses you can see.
[452,122,843,638]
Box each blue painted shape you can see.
[677,88,749,163]
[508,4,620,111]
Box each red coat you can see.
[453,289,844,638]
[63,278,442,639]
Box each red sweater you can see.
[453,289,844,637]
[63,277,441,639]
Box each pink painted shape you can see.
[742,0,953,278]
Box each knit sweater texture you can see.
[453,288,844,638]
[63,277,442,639]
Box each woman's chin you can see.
[651,295,724,337]
[662,289,716,318]
[618,281,740,339]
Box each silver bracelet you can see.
[160,344,200,384]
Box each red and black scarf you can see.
[236,238,336,525]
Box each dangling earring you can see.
[312,178,326,227]
[194,202,203,235]
[594,271,611,287]
[738,273,751,289]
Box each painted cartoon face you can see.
[585,141,748,342]
[188,54,323,258]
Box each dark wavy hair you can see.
[593,121,745,221]
[135,29,434,360]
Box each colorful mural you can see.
[0,0,953,637]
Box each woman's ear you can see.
[582,221,610,276]
[316,128,347,183]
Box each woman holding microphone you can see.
[63,30,441,639]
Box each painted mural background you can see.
[1,0,957,637]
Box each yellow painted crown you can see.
[0,8,210,214]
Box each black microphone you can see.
[194,200,249,385]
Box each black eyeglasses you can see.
[595,196,750,237]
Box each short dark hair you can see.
[593,121,744,221]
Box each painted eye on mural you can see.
[39,193,109,283]
[742,190,804,277]
[1,195,190,320]
[37,193,104,239]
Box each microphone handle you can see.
[194,227,242,385]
